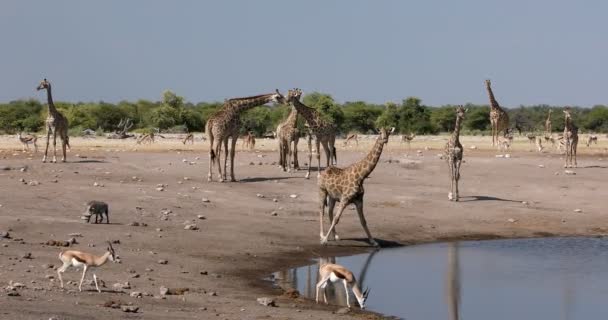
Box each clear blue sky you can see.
[1,1,606,107]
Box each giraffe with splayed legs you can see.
[206,90,286,182]
[485,80,509,147]
[285,89,337,179]
[318,127,395,247]
[445,106,466,201]
[37,79,70,163]
[563,107,578,168]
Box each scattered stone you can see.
[256,193,264,198]
[160,286,169,296]
[45,240,71,247]
[289,194,298,199]
[564,170,576,175]
[184,224,199,231]
[335,307,350,314]
[522,201,529,205]
[538,165,545,168]
[470,145,477,149]
[574,209,583,213]
[495,154,505,158]
[113,282,131,290]
[130,291,142,298]
[272,198,278,202]
[270,211,278,216]
[507,218,517,223]
[505,154,511,158]
[201,198,210,203]
[200,271,208,275]
[7,291,20,297]
[158,259,168,265]
[121,305,139,313]
[257,297,275,307]
[282,288,300,299]
[208,291,217,296]
[197,215,206,220]
[28,180,40,186]
[42,263,54,269]
[0,231,10,239]
[128,222,140,227]
[22,253,32,259]
[68,233,83,237]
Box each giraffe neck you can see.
[284,105,298,128]
[485,83,500,110]
[45,85,58,115]
[354,134,386,181]
[290,99,320,127]
[452,116,463,143]
[227,94,275,114]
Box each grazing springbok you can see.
[316,262,370,309]
[586,135,598,147]
[182,133,194,144]
[17,132,38,152]
[57,241,119,293]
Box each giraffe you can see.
[445,106,466,201]
[545,109,553,135]
[485,79,509,147]
[318,127,395,247]
[205,90,286,182]
[285,89,337,179]
[563,107,578,168]
[277,105,302,172]
[36,79,70,163]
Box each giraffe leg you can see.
[573,139,578,167]
[354,198,378,247]
[321,141,331,169]
[329,135,337,165]
[286,139,293,173]
[43,129,51,163]
[61,133,67,162]
[454,159,462,201]
[322,200,349,245]
[306,134,312,179]
[222,138,229,181]
[448,159,455,201]
[293,137,300,170]
[315,139,322,178]
[208,134,215,182]
[52,131,58,163]
[229,136,238,182]
[319,189,328,240]
[327,198,339,241]
[215,142,224,182]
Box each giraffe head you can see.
[378,127,395,144]
[271,89,287,105]
[563,106,572,118]
[36,78,50,91]
[485,79,491,87]
[455,105,467,120]
[286,88,303,104]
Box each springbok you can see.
[316,262,370,309]
[57,241,119,293]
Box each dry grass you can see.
[1,133,607,156]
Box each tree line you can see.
[1,90,607,136]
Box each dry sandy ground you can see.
[0,135,607,319]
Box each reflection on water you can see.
[274,237,608,320]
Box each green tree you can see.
[342,101,383,133]
[375,102,400,131]
[303,92,345,132]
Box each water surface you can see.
[274,237,608,320]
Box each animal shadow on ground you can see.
[579,165,608,169]
[459,195,521,203]
[239,176,293,183]
[72,160,107,163]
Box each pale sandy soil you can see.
[0,134,607,319]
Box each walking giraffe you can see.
[36,79,70,163]
[285,89,337,179]
[445,106,466,201]
[205,90,286,182]
[485,80,509,147]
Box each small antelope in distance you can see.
[57,241,119,293]
[242,131,256,150]
[316,262,370,309]
[17,132,38,152]
[586,135,598,147]
[182,133,194,144]
[401,132,415,148]
[343,133,358,147]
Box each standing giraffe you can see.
[285,89,337,179]
[318,127,395,247]
[36,79,70,163]
[485,80,509,147]
[277,105,302,172]
[545,109,553,135]
[445,106,466,201]
[563,107,578,168]
[205,90,285,182]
